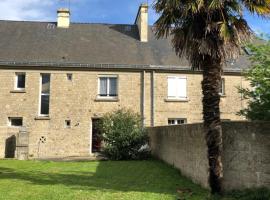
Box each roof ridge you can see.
[0,19,137,26]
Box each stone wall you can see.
[148,121,270,191]
[148,123,209,188]
[222,122,270,190]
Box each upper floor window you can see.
[219,78,225,96]
[98,76,118,98]
[40,74,51,116]
[15,73,26,90]
[167,76,187,99]
[168,118,187,125]
[67,73,73,81]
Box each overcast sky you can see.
[0,0,269,35]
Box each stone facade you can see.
[0,68,248,158]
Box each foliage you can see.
[238,41,270,120]
[99,109,149,160]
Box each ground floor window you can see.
[168,118,187,125]
[8,117,23,127]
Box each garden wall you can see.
[148,121,270,191]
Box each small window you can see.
[167,76,187,99]
[98,76,118,97]
[65,120,71,128]
[15,73,26,90]
[8,117,23,127]
[219,78,225,96]
[168,118,187,125]
[67,73,72,81]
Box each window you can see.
[67,73,72,81]
[40,74,50,116]
[65,120,71,128]
[219,78,225,96]
[168,118,187,125]
[167,76,187,99]
[98,76,118,97]
[15,73,26,90]
[8,117,23,127]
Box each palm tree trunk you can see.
[201,56,223,194]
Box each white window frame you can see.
[14,72,26,90]
[97,75,118,98]
[39,74,50,116]
[8,117,23,127]
[219,78,225,96]
[168,118,187,125]
[167,76,187,100]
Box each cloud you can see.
[0,0,56,21]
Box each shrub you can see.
[99,109,150,160]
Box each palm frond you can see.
[241,0,270,16]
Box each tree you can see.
[153,0,270,194]
[238,40,270,120]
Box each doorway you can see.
[91,118,102,153]
[5,135,16,158]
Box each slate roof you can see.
[0,20,251,72]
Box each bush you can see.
[99,109,150,160]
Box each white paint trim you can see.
[14,72,26,90]
[97,75,119,98]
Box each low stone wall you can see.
[148,121,270,191]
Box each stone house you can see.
[0,4,251,158]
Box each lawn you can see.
[0,159,208,200]
[0,160,268,200]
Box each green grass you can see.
[0,159,209,200]
[0,160,269,200]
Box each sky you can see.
[0,0,269,35]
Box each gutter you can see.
[0,61,244,74]
[141,70,145,127]
[151,71,155,127]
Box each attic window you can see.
[228,59,236,65]
[243,47,255,55]
[47,23,55,29]
[124,26,132,32]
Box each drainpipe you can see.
[141,70,145,127]
[151,71,155,127]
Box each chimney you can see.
[135,3,148,42]
[57,8,70,28]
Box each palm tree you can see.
[153,0,270,194]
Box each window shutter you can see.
[176,77,187,98]
[168,77,177,98]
